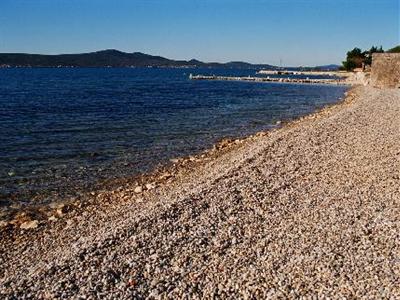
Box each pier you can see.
[256,70,342,76]
[189,74,350,86]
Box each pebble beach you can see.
[1,85,399,298]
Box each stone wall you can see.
[371,53,400,88]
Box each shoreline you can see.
[0,86,350,230]
[1,85,399,297]
[0,86,354,231]
[0,82,348,227]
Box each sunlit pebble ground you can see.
[0,86,399,299]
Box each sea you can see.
[0,67,348,212]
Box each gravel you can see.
[0,86,399,299]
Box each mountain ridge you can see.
[0,49,277,69]
[0,49,341,70]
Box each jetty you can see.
[256,70,344,76]
[189,74,350,86]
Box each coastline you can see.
[0,85,350,229]
[1,85,399,297]
[0,82,349,228]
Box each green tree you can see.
[387,45,400,53]
[364,46,384,65]
[342,46,384,71]
[342,47,364,71]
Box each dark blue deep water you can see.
[0,68,347,210]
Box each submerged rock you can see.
[169,158,180,164]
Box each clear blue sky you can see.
[0,0,399,66]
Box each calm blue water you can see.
[0,68,347,210]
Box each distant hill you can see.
[314,64,341,71]
[0,49,277,69]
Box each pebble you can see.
[19,220,39,230]
[134,186,143,193]
[145,183,155,190]
[48,216,57,222]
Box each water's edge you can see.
[0,84,352,226]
